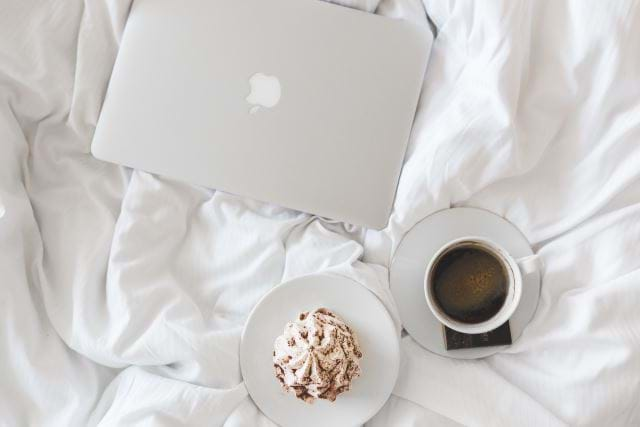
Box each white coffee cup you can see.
[424,236,540,335]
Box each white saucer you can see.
[390,207,541,359]
[240,274,400,427]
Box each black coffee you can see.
[431,245,508,324]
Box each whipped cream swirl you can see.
[273,308,362,403]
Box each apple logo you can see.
[246,73,281,114]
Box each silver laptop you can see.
[91,0,432,229]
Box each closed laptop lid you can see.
[91,0,432,229]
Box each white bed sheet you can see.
[1,0,639,425]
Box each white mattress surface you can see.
[1,0,639,425]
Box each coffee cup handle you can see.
[516,254,541,276]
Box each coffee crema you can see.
[431,244,508,324]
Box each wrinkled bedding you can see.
[1,0,640,425]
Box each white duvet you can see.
[1,0,639,425]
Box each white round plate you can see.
[390,207,541,359]
[241,274,400,427]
